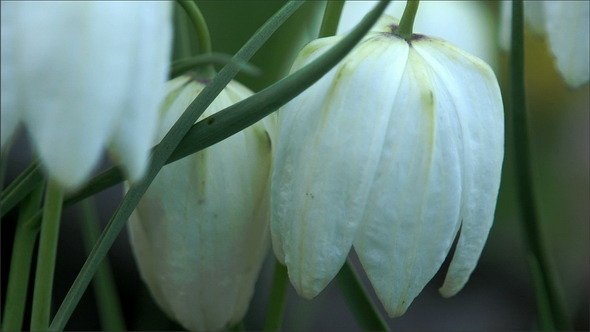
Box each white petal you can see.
[354,43,463,317]
[1,2,19,149]
[108,2,172,182]
[129,79,272,331]
[17,2,141,189]
[543,1,590,88]
[412,39,504,297]
[271,33,409,299]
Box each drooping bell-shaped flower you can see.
[0,1,172,188]
[271,15,504,316]
[500,1,590,88]
[128,74,274,331]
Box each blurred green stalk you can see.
[319,1,344,38]
[80,199,126,331]
[338,261,390,332]
[264,261,289,331]
[30,181,63,331]
[1,183,44,331]
[509,1,570,330]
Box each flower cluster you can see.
[128,12,504,330]
[8,2,561,331]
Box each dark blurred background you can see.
[1,1,588,331]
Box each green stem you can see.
[177,0,212,55]
[318,1,345,38]
[0,142,11,192]
[79,199,126,331]
[510,1,570,330]
[393,0,420,40]
[170,53,261,79]
[172,3,193,60]
[338,260,390,331]
[1,162,43,218]
[30,181,63,331]
[264,262,289,331]
[1,183,45,332]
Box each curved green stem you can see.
[172,3,193,60]
[170,53,261,79]
[394,0,420,40]
[264,262,289,331]
[1,183,44,332]
[177,0,212,55]
[318,1,345,38]
[30,181,63,331]
[510,1,570,330]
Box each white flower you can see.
[271,15,504,317]
[0,1,172,189]
[338,0,498,70]
[500,1,590,88]
[128,75,274,331]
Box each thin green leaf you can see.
[318,0,345,38]
[170,53,261,79]
[30,181,63,331]
[1,183,44,332]
[0,162,43,218]
[79,199,126,331]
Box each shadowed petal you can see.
[354,42,463,317]
[17,2,141,188]
[129,78,272,331]
[271,33,409,299]
[412,39,504,297]
[109,2,172,182]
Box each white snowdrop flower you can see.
[0,1,172,189]
[338,1,498,70]
[271,15,504,317]
[128,75,274,331]
[500,1,590,88]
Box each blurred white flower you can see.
[338,0,497,70]
[271,15,504,317]
[129,75,274,331]
[0,1,172,189]
[500,1,590,88]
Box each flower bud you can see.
[128,75,273,331]
[271,15,504,316]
